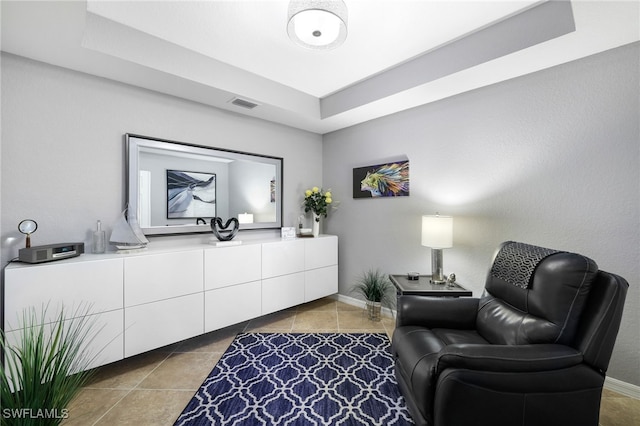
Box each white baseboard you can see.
[331,294,639,400]
[605,377,640,399]
[330,293,396,318]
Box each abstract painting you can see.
[167,170,216,219]
[270,178,276,203]
[353,160,409,198]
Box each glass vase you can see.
[313,213,320,237]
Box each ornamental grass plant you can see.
[0,304,102,426]
[351,270,395,321]
[351,269,395,307]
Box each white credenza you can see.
[2,258,125,369]
[3,235,338,368]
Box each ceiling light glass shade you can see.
[287,0,348,50]
[421,215,453,249]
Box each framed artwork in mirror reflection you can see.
[167,170,216,219]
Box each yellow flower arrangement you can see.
[303,187,334,221]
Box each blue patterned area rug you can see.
[174,333,414,425]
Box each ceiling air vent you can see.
[229,97,259,110]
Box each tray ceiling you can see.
[2,1,638,134]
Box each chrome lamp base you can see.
[430,248,446,284]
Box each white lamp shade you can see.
[421,215,453,249]
[238,213,254,224]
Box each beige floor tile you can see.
[62,388,129,425]
[602,388,630,399]
[292,310,338,330]
[137,352,220,391]
[338,310,387,330]
[599,394,640,426]
[381,315,396,327]
[297,298,337,311]
[382,316,397,340]
[336,301,362,311]
[87,350,170,390]
[95,389,194,426]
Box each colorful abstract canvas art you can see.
[353,160,409,198]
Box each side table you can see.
[389,274,472,297]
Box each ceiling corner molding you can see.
[81,8,320,120]
[320,0,575,120]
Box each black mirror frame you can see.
[125,133,283,236]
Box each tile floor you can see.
[63,298,639,425]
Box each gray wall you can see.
[323,43,640,386]
[0,53,322,265]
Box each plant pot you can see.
[366,300,382,322]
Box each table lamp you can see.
[238,213,254,224]
[422,214,453,284]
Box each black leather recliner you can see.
[392,241,628,426]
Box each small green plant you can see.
[0,304,101,426]
[351,269,394,307]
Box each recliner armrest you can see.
[396,295,479,328]
[437,343,583,373]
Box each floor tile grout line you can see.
[89,350,174,425]
[89,387,132,425]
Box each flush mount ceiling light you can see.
[287,0,348,50]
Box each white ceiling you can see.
[1,1,639,134]
[84,0,542,97]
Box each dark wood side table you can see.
[389,274,472,297]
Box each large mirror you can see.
[126,134,283,236]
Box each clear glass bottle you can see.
[93,220,106,254]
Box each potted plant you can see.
[0,304,101,426]
[351,269,394,321]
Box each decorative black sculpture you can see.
[210,217,239,241]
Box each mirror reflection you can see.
[126,134,283,235]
